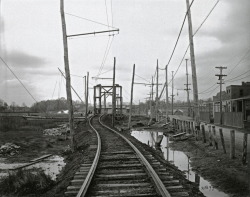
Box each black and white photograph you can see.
[0,0,249,196]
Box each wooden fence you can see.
[172,117,249,164]
[224,112,243,128]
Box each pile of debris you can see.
[0,143,20,156]
[43,124,70,136]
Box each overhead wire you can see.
[97,36,114,77]
[135,74,151,83]
[97,36,111,76]
[159,0,220,100]
[227,48,250,75]
[104,0,110,30]
[198,48,250,94]
[193,0,220,36]
[225,69,250,82]
[0,56,38,103]
[65,12,118,30]
[165,0,194,69]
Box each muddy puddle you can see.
[131,130,229,197]
[0,155,65,180]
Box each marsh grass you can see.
[0,169,54,195]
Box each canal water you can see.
[0,155,65,180]
[131,130,229,197]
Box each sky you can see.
[0,0,250,107]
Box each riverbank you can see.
[169,136,249,197]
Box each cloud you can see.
[4,50,47,68]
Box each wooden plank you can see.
[242,133,248,164]
[201,125,206,143]
[173,132,186,138]
[212,126,218,150]
[208,125,212,146]
[30,154,52,162]
[219,128,226,154]
[230,130,235,159]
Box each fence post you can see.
[242,133,248,164]
[219,128,226,154]
[192,122,194,135]
[208,125,212,146]
[212,126,218,150]
[201,125,206,143]
[188,121,191,134]
[230,130,235,159]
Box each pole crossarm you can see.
[67,29,119,38]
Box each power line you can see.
[225,74,250,83]
[199,85,219,94]
[198,49,250,94]
[165,0,194,68]
[111,0,114,26]
[104,0,110,30]
[97,36,114,77]
[225,69,250,82]
[97,36,111,76]
[65,12,118,30]
[159,45,189,99]
[159,0,220,100]
[193,0,220,36]
[135,73,151,83]
[227,48,250,75]
[0,56,38,103]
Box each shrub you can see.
[0,169,54,195]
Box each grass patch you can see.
[0,169,55,195]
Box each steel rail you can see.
[76,115,101,197]
[98,115,171,197]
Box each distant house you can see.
[212,82,250,128]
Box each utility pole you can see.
[150,77,154,120]
[165,65,169,123]
[85,72,89,118]
[184,59,191,116]
[215,66,227,125]
[112,57,116,127]
[186,0,199,123]
[83,76,86,116]
[128,64,135,128]
[171,71,175,115]
[60,0,75,151]
[156,59,159,122]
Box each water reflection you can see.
[131,130,229,197]
[0,155,65,180]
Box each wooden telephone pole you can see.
[128,64,135,128]
[112,57,116,127]
[186,0,199,123]
[215,66,227,125]
[156,60,159,122]
[60,0,75,151]
[165,65,169,123]
[85,72,89,118]
[171,71,175,115]
[184,59,191,116]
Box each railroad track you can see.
[65,115,195,197]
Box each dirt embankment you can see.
[170,137,249,197]
[0,120,94,197]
